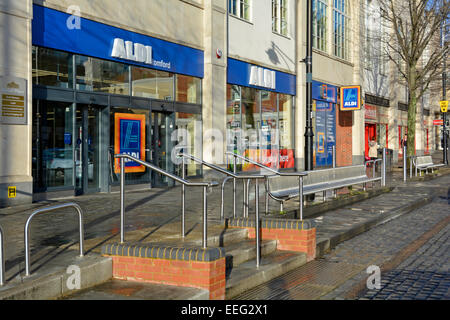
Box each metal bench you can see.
[266,165,382,212]
[413,155,445,176]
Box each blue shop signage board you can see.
[227,58,296,96]
[340,86,361,111]
[32,4,204,78]
[312,81,338,103]
[114,113,146,173]
[315,101,336,167]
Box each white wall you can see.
[228,0,296,73]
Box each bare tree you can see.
[378,0,449,157]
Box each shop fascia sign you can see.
[249,66,276,90]
[340,85,361,111]
[111,38,170,69]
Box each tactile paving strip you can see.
[233,260,365,300]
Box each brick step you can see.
[225,250,308,299]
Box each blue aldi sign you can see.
[114,113,146,173]
[340,86,361,111]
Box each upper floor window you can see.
[272,0,288,36]
[313,0,328,51]
[333,0,349,60]
[229,0,251,21]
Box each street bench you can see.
[266,165,382,212]
[413,155,445,176]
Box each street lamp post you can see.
[304,0,314,171]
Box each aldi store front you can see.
[31,5,204,197]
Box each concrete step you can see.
[224,238,278,268]
[225,250,308,299]
[0,248,112,300]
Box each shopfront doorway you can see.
[75,104,102,195]
[151,111,175,187]
[365,123,377,159]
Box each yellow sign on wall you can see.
[440,100,448,113]
[8,186,16,198]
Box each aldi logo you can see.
[340,86,361,111]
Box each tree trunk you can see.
[407,91,417,159]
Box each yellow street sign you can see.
[440,100,448,113]
[8,186,16,198]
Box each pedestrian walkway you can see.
[0,154,448,299]
[234,174,450,300]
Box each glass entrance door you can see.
[75,104,101,194]
[151,112,175,187]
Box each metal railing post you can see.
[120,157,125,243]
[255,179,261,268]
[382,148,387,187]
[265,177,269,215]
[24,203,84,277]
[410,156,413,178]
[0,225,4,286]
[233,154,237,218]
[332,145,336,168]
[299,176,304,221]
[403,146,407,182]
[202,186,208,249]
[181,156,186,238]
[246,179,250,217]
[242,179,247,217]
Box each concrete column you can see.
[202,0,227,167]
[0,0,33,207]
[351,0,365,165]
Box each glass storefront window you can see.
[260,91,279,168]
[32,46,73,88]
[132,67,174,100]
[109,107,151,185]
[32,100,74,191]
[175,112,202,177]
[176,74,202,104]
[226,84,242,154]
[241,87,260,167]
[279,94,294,168]
[75,55,130,94]
[226,84,295,171]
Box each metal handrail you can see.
[0,225,4,286]
[178,152,266,267]
[177,153,266,218]
[226,152,307,220]
[24,202,84,277]
[115,154,217,248]
[364,158,382,179]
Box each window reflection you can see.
[32,100,74,191]
[261,91,278,167]
[175,112,202,176]
[176,74,201,104]
[132,67,174,100]
[75,56,129,94]
[32,46,73,88]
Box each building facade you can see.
[1,0,369,207]
[362,0,440,164]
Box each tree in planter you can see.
[377,0,449,160]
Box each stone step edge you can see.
[225,251,308,299]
